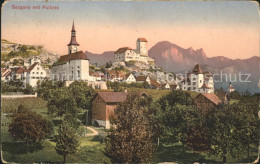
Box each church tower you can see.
[67,21,80,54]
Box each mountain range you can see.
[85,41,259,93]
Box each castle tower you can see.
[67,21,80,54]
[136,38,148,56]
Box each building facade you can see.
[51,22,91,82]
[114,38,155,64]
[180,64,214,93]
[25,62,48,87]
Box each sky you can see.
[1,0,259,59]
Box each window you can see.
[37,67,40,70]
[36,72,39,74]
[41,72,43,74]
[32,72,34,74]
[78,66,80,69]
[200,80,202,83]
[77,70,80,78]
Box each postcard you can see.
[1,0,259,163]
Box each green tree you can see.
[9,105,52,143]
[206,104,244,163]
[229,90,241,100]
[232,103,260,161]
[23,84,34,94]
[106,95,157,163]
[159,90,193,110]
[55,121,80,163]
[47,87,78,118]
[68,80,96,124]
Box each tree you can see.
[9,105,52,143]
[47,87,78,118]
[232,103,260,161]
[159,90,193,110]
[206,104,242,163]
[55,121,80,163]
[69,80,96,124]
[106,95,157,163]
[23,84,34,94]
[229,90,241,100]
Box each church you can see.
[51,22,91,82]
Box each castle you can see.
[114,38,155,64]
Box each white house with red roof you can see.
[122,73,136,83]
[114,38,155,64]
[25,62,48,87]
[180,64,214,93]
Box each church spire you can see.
[68,21,79,54]
[71,21,76,32]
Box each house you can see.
[25,62,48,87]
[180,64,214,93]
[51,22,92,82]
[8,66,26,81]
[150,79,161,89]
[1,68,11,82]
[227,82,235,93]
[107,70,124,82]
[122,73,136,83]
[136,75,150,84]
[161,83,170,90]
[114,38,155,64]
[92,91,147,129]
[194,93,222,114]
[90,71,103,81]
[169,84,180,90]
[24,56,43,67]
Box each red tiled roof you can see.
[192,64,203,74]
[123,73,132,80]
[1,68,11,77]
[12,67,25,74]
[97,92,128,103]
[136,76,148,82]
[114,47,132,54]
[150,79,161,87]
[170,84,178,90]
[161,83,168,88]
[26,62,39,72]
[53,51,88,66]
[199,93,222,105]
[137,38,148,42]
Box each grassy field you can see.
[1,97,47,113]
[152,143,258,163]
[1,126,111,163]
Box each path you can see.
[1,93,37,99]
[84,126,99,137]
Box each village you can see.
[1,22,259,163]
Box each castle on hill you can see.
[114,38,155,65]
